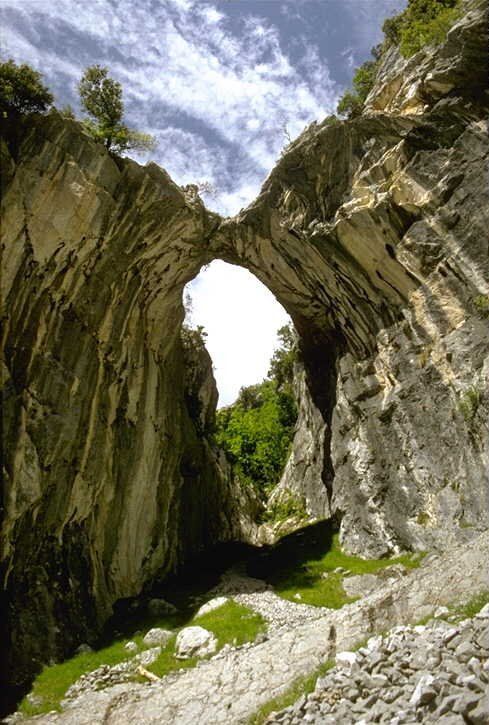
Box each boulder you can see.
[195,597,229,618]
[175,626,218,659]
[143,628,173,647]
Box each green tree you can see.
[0,59,53,117]
[78,65,156,153]
[215,323,298,498]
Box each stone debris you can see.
[211,566,328,633]
[124,641,138,653]
[174,626,218,659]
[142,628,173,647]
[195,596,229,618]
[11,531,489,724]
[265,614,489,724]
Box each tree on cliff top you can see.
[78,65,156,154]
[0,59,53,117]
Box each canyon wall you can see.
[1,0,488,702]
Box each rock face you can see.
[1,0,488,705]
[0,115,256,699]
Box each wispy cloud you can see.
[1,0,340,215]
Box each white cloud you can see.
[1,0,340,216]
[186,262,290,406]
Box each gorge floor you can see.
[7,525,489,724]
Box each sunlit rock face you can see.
[1,0,488,702]
[0,117,255,697]
[207,0,488,556]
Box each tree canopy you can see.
[0,59,53,117]
[336,0,461,119]
[215,323,298,499]
[78,65,156,154]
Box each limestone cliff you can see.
[0,117,254,700]
[1,0,488,705]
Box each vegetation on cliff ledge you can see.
[337,0,461,118]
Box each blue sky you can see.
[1,0,406,404]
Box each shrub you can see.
[473,295,489,319]
[0,59,53,116]
[262,492,307,524]
[458,387,481,422]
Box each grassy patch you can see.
[20,601,265,716]
[19,635,147,716]
[449,591,489,621]
[248,659,334,725]
[193,600,266,648]
[252,525,424,609]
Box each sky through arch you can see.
[186,261,290,406]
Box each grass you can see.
[248,659,334,725]
[20,601,265,716]
[260,531,424,609]
[448,591,489,621]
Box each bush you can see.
[0,59,53,116]
[383,0,460,57]
[337,0,461,118]
[458,387,481,422]
[399,4,460,56]
[337,59,379,118]
[473,295,489,319]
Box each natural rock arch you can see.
[1,3,488,700]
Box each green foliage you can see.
[337,0,460,118]
[448,591,489,621]
[266,533,424,609]
[248,659,334,725]
[262,492,307,525]
[0,59,53,116]
[78,65,156,153]
[399,4,460,57]
[337,59,379,118]
[458,386,481,422]
[268,324,297,390]
[216,324,298,498]
[383,0,460,58]
[216,380,297,496]
[473,295,489,319]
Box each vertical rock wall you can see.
[0,115,251,697]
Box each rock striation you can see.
[1,0,488,706]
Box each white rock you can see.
[175,626,218,659]
[335,651,358,668]
[135,646,161,667]
[409,673,435,706]
[476,603,489,619]
[366,635,383,652]
[434,606,449,618]
[124,641,138,653]
[143,628,173,647]
[195,597,229,618]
